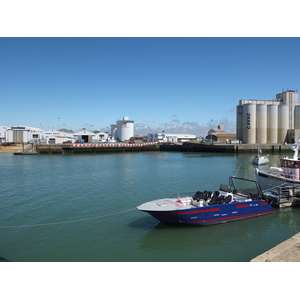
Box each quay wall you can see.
[251,232,300,262]
[37,142,159,154]
[3,142,294,154]
[161,143,292,153]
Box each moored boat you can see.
[137,176,275,226]
[253,154,269,165]
[253,143,269,165]
[255,137,300,191]
[14,152,37,155]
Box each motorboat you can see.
[253,154,269,165]
[255,137,300,191]
[137,176,275,226]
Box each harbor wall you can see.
[33,142,293,154]
[37,142,160,154]
[251,232,300,262]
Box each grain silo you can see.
[278,104,289,143]
[294,106,300,129]
[256,104,267,144]
[236,105,243,140]
[267,105,278,143]
[242,103,256,144]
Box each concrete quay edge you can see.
[251,232,300,262]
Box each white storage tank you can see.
[294,106,300,129]
[267,105,278,143]
[256,104,267,144]
[278,105,289,143]
[110,124,118,139]
[116,116,134,141]
[242,104,256,144]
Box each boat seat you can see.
[250,192,260,200]
[208,191,220,205]
[193,191,204,201]
[212,191,219,200]
[217,195,225,204]
[224,195,232,203]
[204,191,212,200]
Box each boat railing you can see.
[170,192,194,198]
[170,193,194,205]
[267,169,288,178]
[283,173,296,179]
[271,172,298,180]
[264,184,300,206]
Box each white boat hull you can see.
[253,156,269,165]
[255,168,300,191]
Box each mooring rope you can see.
[0,208,136,229]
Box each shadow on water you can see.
[0,257,10,262]
[130,207,300,261]
[129,216,160,231]
[130,213,277,262]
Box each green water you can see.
[0,151,299,262]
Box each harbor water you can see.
[1,151,300,262]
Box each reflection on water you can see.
[136,213,276,261]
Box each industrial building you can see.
[147,133,197,143]
[236,89,299,144]
[0,126,109,144]
[111,116,134,142]
[4,126,44,143]
[206,125,237,144]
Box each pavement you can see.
[0,144,23,152]
[251,232,300,262]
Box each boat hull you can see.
[138,200,274,226]
[255,168,300,191]
[253,157,269,165]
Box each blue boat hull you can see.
[142,200,275,225]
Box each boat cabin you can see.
[280,158,300,180]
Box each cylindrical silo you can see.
[267,105,278,143]
[116,116,134,141]
[111,124,117,139]
[278,104,288,143]
[256,104,267,144]
[242,104,256,144]
[236,105,243,140]
[294,106,300,129]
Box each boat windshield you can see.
[228,176,261,197]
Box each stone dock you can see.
[251,232,300,262]
[36,142,160,154]
[36,142,296,154]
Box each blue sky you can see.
[1,37,300,137]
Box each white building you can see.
[111,116,134,142]
[0,126,110,144]
[5,125,44,143]
[147,133,197,143]
[0,126,9,143]
[44,129,109,144]
[73,130,109,143]
[236,89,299,144]
[44,129,75,144]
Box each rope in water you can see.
[0,208,136,229]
